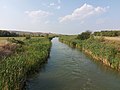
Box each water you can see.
[26,38,120,90]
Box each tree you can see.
[0,30,19,37]
[77,31,92,40]
[45,34,49,39]
[26,35,31,39]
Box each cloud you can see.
[49,2,61,10]
[25,10,53,23]
[50,3,55,6]
[57,6,61,10]
[25,10,52,19]
[59,3,108,23]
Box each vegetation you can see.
[59,33,120,71]
[77,31,91,40]
[0,30,58,38]
[94,30,120,37]
[82,37,120,68]
[0,37,52,90]
[0,29,120,89]
[0,30,19,37]
[25,35,31,39]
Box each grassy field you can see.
[0,37,25,40]
[0,37,25,46]
[0,37,46,46]
[95,36,120,41]
[104,36,120,41]
[0,37,52,90]
[95,36,120,50]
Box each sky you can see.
[0,0,120,34]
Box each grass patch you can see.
[0,37,51,90]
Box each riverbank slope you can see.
[59,35,120,71]
[0,37,52,90]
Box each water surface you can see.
[26,38,120,90]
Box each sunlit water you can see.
[26,38,120,90]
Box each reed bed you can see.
[0,38,51,90]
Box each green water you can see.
[26,38,120,90]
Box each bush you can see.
[8,38,25,45]
[77,31,91,40]
[94,30,120,37]
[26,35,31,39]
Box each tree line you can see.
[94,30,120,37]
[0,30,19,37]
[76,30,120,40]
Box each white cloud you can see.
[48,1,61,9]
[25,10,53,23]
[25,10,52,19]
[57,6,61,10]
[50,3,55,6]
[59,3,108,23]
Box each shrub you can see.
[26,35,31,39]
[77,31,91,40]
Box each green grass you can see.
[0,37,51,90]
[59,35,120,70]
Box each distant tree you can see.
[94,30,120,37]
[45,34,49,39]
[117,31,120,36]
[0,30,19,37]
[26,35,31,39]
[41,35,44,37]
[77,31,92,40]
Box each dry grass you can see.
[0,37,25,55]
[0,43,17,58]
[0,37,25,46]
[95,36,120,50]
[0,37,25,40]
[0,40,8,46]
[0,37,27,58]
[0,36,44,46]
[104,37,120,42]
[95,36,120,43]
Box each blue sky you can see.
[0,0,120,34]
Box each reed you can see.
[0,38,51,90]
[59,35,120,71]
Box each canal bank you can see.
[59,36,120,71]
[26,38,120,90]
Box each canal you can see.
[26,38,120,90]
